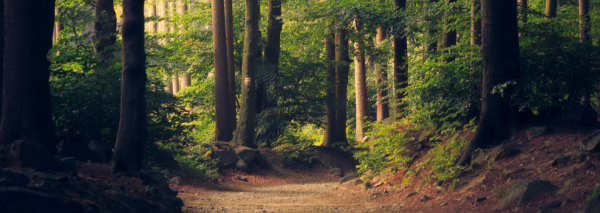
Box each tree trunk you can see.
[376,27,389,121]
[335,28,350,145]
[354,20,369,141]
[393,0,408,116]
[580,0,590,105]
[545,0,556,19]
[212,0,234,141]
[471,0,481,46]
[225,0,237,129]
[110,0,147,173]
[518,0,527,23]
[456,0,520,166]
[165,75,173,94]
[172,72,179,94]
[442,0,457,62]
[232,0,260,147]
[0,0,56,149]
[150,4,157,33]
[263,0,282,109]
[178,1,191,90]
[323,30,336,147]
[94,0,117,59]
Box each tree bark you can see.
[262,0,282,110]
[579,0,589,43]
[456,0,520,166]
[471,0,481,46]
[0,0,56,149]
[94,0,117,59]
[212,0,235,141]
[225,0,237,129]
[354,20,369,141]
[518,0,527,23]
[442,0,457,62]
[393,0,408,116]
[376,27,389,121]
[172,72,179,94]
[110,0,147,173]
[323,30,336,147]
[232,0,260,147]
[178,1,191,90]
[150,3,157,33]
[335,28,350,145]
[545,0,557,19]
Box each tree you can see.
[456,0,520,166]
[335,27,350,145]
[518,0,527,23]
[471,0,481,46]
[225,0,237,130]
[93,0,117,59]
[354,19,369,141]
[178,1,191,89]
[376,27,389,121]
[578,0,591,106]
[323,30,336,147]
[545,0,556,19]
[212,0,235,141]
[110,0,147,173]
[232,0,260,147]
[441,0,457,62]
[0,0,56,150]
[393,0,408,116]
[263,0,282,109]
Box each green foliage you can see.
[272,123,323,166]
[354,119,413,175]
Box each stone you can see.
[581,130,600,153]
[339,173,359,183]
[235,159,250,172]
[328,168,344,177]
[108,190,163,213]
[354,179,363,185]
[253,152,270,170]
[457,196,471,203]
[493,179,555,210]
[475,197,487,203]
[440,202,448,206]
[0,183,78,213]
[88,141,112,162]
[234,146,257,164]
[551,155,571,167]
[537,200,562,213]
[562,105,598,126]
[235,175,248,182]
[490,144,523,163]
[0,169,29,185]
[169,176,181,184]
[586,195,600,213]
[56,140,104,163]
[214,150,238,166]
[406,192,417,198]
[421,195,431,202]
[9,140,71,172]
[527,126,548,140]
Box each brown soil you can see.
[174,123,600,213]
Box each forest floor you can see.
[172,122,599,213]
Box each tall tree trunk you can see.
[456,0,520,166]
[94,0,117,59]
[225,0,237,129]
[335,28,350,145]
[442,0,457,62]
[262,0,282,109]
[110,0,147,173]
[376,27,389,121]
[545,0,557,19]
[172,72,179,94]
[150,3,157,33]
[0,0,56,149]
[178,1,191,90]
[212,0,235,141]
[323,30,336,147]
[232,0,260,147]
[580,0,591,105]
[518,0,527,23]
[471,0,481,46]
[393,0,408,116]
[0,0,4,130]
[354,20,369,141]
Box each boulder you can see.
[493,179,555,210]
[108,190,163,213]
[527,126,548,140]
[340,173,359,183]
[253,152,270,170]
[88,141,112,162]
[562,105,598,126]
[329,168,344,177]
[56,141,104,163]
[537,200,561,213]
[169,177,181,184]
[490,144,523,163]
[235,159,250,172]
[213,150,238,166]
[586,195,600,213]
[235,175,248,182]
[0,183,78,213]
[0,169,29,185]
[551,155,571,167]
[234,146,257,164]
[581,130,600,153]
[9,140,71,172]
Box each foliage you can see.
[354,119,413,175]
[272,123,323,166]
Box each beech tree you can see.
[518,0,527,23]
[110,0,147,173]
[376,27,389,121]
[335,28,350,145]
[225,0,237,129]
[0,0,56,150]
[323,30,336,147]
[457,0,520,166]
[179,1,191,89]
[212,0,235,141]
[354,19,368,141]
[93,0,117,59]
[546,0,556,19]
[393,0,407,116]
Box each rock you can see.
[457,196,471,203]
[235,159,250,172]
[0,183,79,213]
[527,126,548,140]
[406,192,417,198]
[562,105,598,126]
[254,152,270,170]
[581,130,600,153]
[436,180,444,186]
[108,190,163,213]
[586,195,600,213]
[56,141,104,163]
[199,174,218,184]
[9,140,71,172]
[0,169,29,185]
[537,201,562,213]
[551,155,571,167]
[169,177,181,184]
[421,195,431,202]
[234,146,257,164]
[354,179,363,185]
[493,179,555,210]
[475,197,486,203]
[471,149,488,164]
[88,141,112,162]
[489,144,523,163]
[440,202,448,206]
[339,173,359,183]
[235,175,248,182]
[214,150,238,166]
[328,168,344,177]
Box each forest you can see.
[2,0,600,212]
